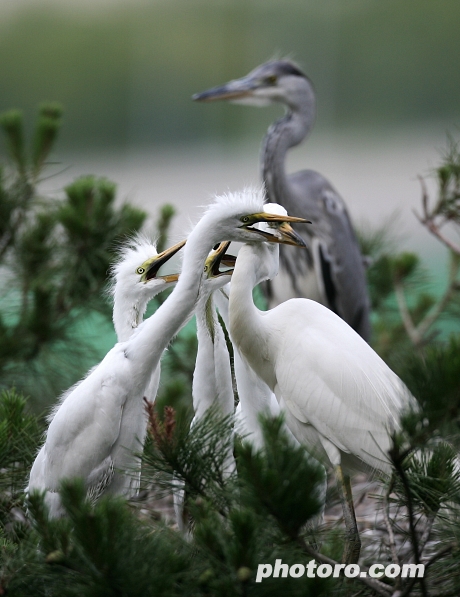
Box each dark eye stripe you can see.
[275,61,306,78]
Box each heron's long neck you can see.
[262,99,314,208]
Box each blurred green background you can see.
[1,0,460,407]
[0,0,459,150]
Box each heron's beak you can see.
[241,212,310,248]
[205,241,236,279]
[142,239,186,283]
[192,76,258,102]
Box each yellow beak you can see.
[142,238,186,282]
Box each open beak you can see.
[256,222,308,247]
[143,239,186,283]
[192,76,257,103]
[241,212,310,247]
[205,241,236,278]
[221,254,237,268]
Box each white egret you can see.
[28,189,308,518]
[27,237,185,516]
[174,241,236,532]
[192,241,235,428]
[228,203,417,563]
[214,213,328,531]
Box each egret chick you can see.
[28,237,185,516]
[174,241,236,532]
[192,241,235,428]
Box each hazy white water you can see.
[43,127,452,276]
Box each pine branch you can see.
[419,511,435,554]
[393,249,459,349]
[297,537,393,596]
[143,401,235,517]
[416,176,460,256]
[383,477,401,574]
[394,543,457,597]
[391,450,429,597]
[394,279,422,347]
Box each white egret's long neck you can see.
[193,285,235,477]
[112,292,150,343]
[229,245,271,384]
[125,216,218,376]
[193,294,217,416]
[214,285,230,329]
[262,96,314,209]
[195,289,219,343]
[193,291,232,417]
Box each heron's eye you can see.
[204,265,208,272]
[136,267,145,275]
[241,216,250,223]
[265,75,277,85]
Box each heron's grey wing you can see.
[289,170,371,341]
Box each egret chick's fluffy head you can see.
[200,240,236,299]
[109,234,185,342]
[109,234,184,301]
[110,235,158,288]
[202,187,308,247]
[204,187,266,226]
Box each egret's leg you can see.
[335,465,361,565]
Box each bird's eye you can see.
[204,265,208,272]
[265,75,277,85]
[241,216,250,223]
[136,267,145,275]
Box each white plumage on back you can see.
[268,298,415,473]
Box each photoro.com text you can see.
[255,559,425,582]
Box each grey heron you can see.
[193,59,371,341]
